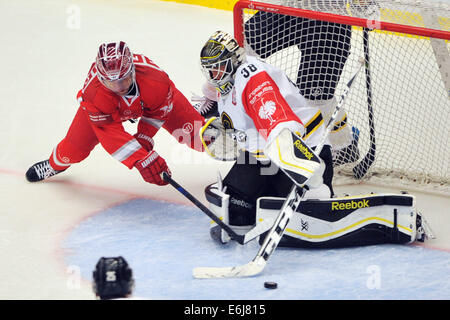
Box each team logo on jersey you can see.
[160,102,173,117]
[61,157,71,164]
[258,99,276,125]
[220,112,234,130]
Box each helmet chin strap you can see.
[124,79,137,96]
[122,68,137,96]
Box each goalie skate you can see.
[415,212,435,242]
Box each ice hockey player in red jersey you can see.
[195,31,434,248]
[26,41,205,185]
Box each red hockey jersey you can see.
[76,54,205,168]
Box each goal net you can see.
[234,0,450,193]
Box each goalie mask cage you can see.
[233,0,450,193]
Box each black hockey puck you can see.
[264,281,278,289]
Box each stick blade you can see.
[193,258,266,279]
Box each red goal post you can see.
[233,1,450,43]
[232,0,450,192]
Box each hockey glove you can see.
[133,132,154,152]
[200,117,240,161]
[134,151,170,186]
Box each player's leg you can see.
[26,107,99,182]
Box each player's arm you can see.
[241,71,324,187]
[83,100,169,185]
[159,85,207,153]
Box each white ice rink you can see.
[1,0,449,300]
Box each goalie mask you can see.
[200,31,246,95]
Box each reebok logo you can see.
[331,199,370,211]
[230,197,253,209]
[293,140,314,160]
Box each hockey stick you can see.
[353,28,376,179]
[162,173,274,245]
[193,59,365,279]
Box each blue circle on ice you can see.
[62,198,450,299]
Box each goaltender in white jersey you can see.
[206,54,327,161]
[194,30,434,248]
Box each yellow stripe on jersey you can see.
[303,111,323,140]
[332,114,348,133]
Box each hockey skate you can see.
[332,126,360,167]
[26,160,65,182]
[415,212,436,242]
[191,94,219,119]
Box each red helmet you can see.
[96,41,134,81]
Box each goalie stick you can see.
[193,59,365,279]
[162,172,274,245]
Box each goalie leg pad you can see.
[256,193,426,248]
[205,183,255,244]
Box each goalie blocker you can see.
[206,189,434,248]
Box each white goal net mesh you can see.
[235,0,450,192]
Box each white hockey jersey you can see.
[214,55,326,159]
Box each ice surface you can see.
[63,198,450,300]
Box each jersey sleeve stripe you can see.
[303,111,324,140]
[332,114,348,133]
[111,139,143,162]
[140,116,164,129]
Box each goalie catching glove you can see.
[264,128,325,188]
[199,117,240,161]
